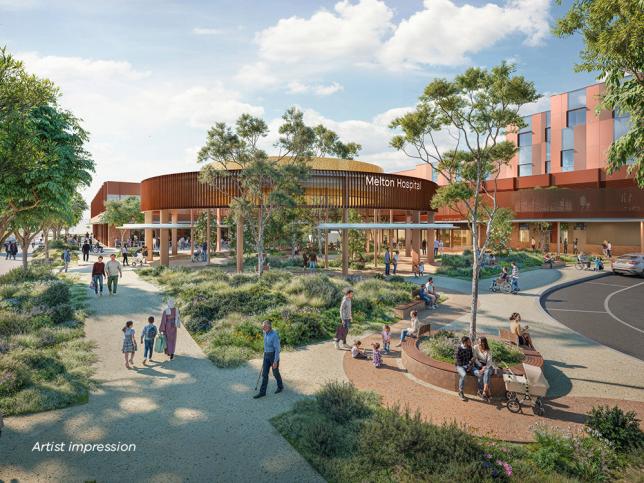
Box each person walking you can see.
[141,316,158,365]
[392,250,399,274]
[10,241,17,260]
[61,248,71,273]
[4,242,9,260]
[253,320,284,399]
[105,254,123,295]
[120,244,129,266]
[335,288,353,349]
[82,240,90,262]
[530,237,536,252]
[159,298,180,360]
[421,239,427,255]
[563,238,568,255]
[91,256,106,296]
[607,241,612,258]
[122,320,137,369]
[384,247,391,276]
[433,238,439,258]
[510,261,520,294]
[573,238,579,255]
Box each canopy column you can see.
[190,210,194,256]
[405,212,412,257]
[426,211,435,263]
[342,207,349,276]
[556,222,561,256]
[159,210,170,266]
[411,211,421,268]
[216,208,222,252]
[171,213,178,255]
[640,222,644,253]
[145,211,154,262]
[388,210,394,249]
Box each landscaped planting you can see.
[139,266,416,367]
[419,331,524,366]
[437,250,544,280]
[0,266,96,416]
[272,382,644,482]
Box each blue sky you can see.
[1,0,597,213]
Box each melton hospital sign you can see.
[365,175,422,191]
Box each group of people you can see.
[490,261,521,293]
[418,277,440,309]
[121,299,180,369]
[90,254,123,296]
[3,240,18,260]
[383,248,399,275]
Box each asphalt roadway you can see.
[543,272,644,361]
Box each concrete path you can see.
[0,256,323,482]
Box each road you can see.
[543,273,644,361]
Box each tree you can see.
[41,192,87,260]
[198,108,359,275]
[0,47,58,241]
[10,208,46,269]
[346,209,367,263]
[554,0,644,186]
[486,208,514,255]
[312,125,362,159]
[101,196,144,243]
[390,62,538,338]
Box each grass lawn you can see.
[139,266,417,368]
[272,382,644,483]
[0,265,96,416]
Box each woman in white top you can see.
[473,336,495,400]
[397,310,420,346]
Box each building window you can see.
[567,108,586,127]
[545,161,551,173]
[545,110,551,127]
[545,127,551,142]
[613,111,634,165]
[518,163,532,176]
[517,130,532,177]
[431,166,438,183]
[519,224,530,243]
[561,149,574,172]
[567,88,586,110]
[519,116,532,133]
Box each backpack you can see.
[146,324,158,339]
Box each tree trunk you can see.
[470,224,479,340]
[44,227,50,260]
[21,240,29,269]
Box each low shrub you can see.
[315,381,376,424]
[0,265,55,285]
[585,405,643,452]
[285,274,341,309]
[420,333,524,366]
[0,357,31,396]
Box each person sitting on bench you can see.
[543,252,553,269]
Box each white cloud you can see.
[192,27,225,35]
[380,0,551,68]
[287,81,344,96]
[519,91,552,116]
[238,0,552,87]
[0,0,39,9]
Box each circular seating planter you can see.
[400,332,544,398]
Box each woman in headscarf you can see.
[159,298,180,360]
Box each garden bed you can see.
[0,265,96,416]
[138,266,417,368]
[402,331,540,398]
[437,250,546,280]
[272,382,643,482]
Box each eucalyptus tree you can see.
[390,62,539,338]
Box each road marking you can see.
[604,281,644,334]
[548,308,607,314]
[588,282,633,288]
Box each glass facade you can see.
[561,149,574,172]
[614,111,631,140]
[519,116,532,133]
[545,111,551,171]
[431,166,438,183]
[567,88,586,110]
[567,108,586,127]
[518,129,532,177]
[562,127,574,150]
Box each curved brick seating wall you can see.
[400,334,544,398]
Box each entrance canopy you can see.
[118,223,230,229]
[317,223,457,230]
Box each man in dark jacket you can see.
[455,336,475,401]
[82,240,91,262]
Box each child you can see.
[382,325,392,353]
[122,320,136,369]
[371,342,383,368]
[351,340,367,359]
[418,261,425,277]
[141,316,158,365]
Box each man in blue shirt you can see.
[253,320,283,399]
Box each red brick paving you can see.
[344,326,644,442]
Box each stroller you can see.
[503,363,549,416]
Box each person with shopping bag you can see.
[159,298,180,360]
[335,288,353,350]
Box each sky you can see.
[1,0,598,220]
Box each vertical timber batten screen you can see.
[141,170,436,212]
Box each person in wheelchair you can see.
[490,266,509,290]
[577,251,591,269]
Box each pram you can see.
[132,250,147,267]
[503,363,549,416]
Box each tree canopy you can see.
[554,0,644,186]
[390,62,539,337]
[101,196,144,228]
